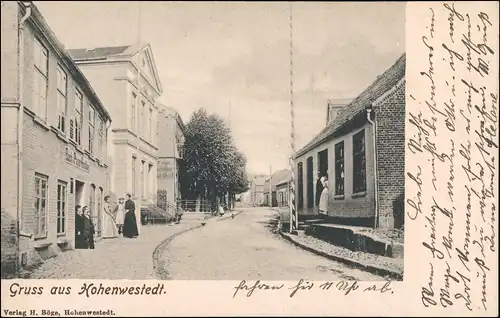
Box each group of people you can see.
[75,193,139,249]
[315,172,329,216]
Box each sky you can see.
[35,1,405,176]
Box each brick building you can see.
[292,53,406,229]
[67,43,164,234]
[1,1,112,275]
[157,105,185,203]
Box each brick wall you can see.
[374,80,406,229]
[295,122,376,220]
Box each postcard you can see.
[1,1,498,316]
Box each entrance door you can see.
[74,180,84,209]
[318,149,328,178]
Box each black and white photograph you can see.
[1,1,406,282]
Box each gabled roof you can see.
[68,43,163,95]
[158,104,186,133]
[252,175,268,187]
[264,169,292,192]
[294,53,406,159]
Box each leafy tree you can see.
[181,108,249,209]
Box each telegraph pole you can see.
[288,2,298,234]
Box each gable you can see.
[133,45,162,95]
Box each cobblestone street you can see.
[25,223,200,279]
[161,208,385,280]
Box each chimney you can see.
[326,99,347,125]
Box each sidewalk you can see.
[280,230,403,280]
[21,210,243,279]
[21,223,201,279]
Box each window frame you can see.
[131,92,137,133]
[352,129,367,194]
[34,173,48,239]
[73,89,84,145]
[88,105,95,153]
[334,141,345,196]
[140,160,145,198]
[32,38,49,121]
[56,65,68,133]
[297,162,304,209]
[56,180,67,235]
[132,156,137,196]
[149,108,153,142]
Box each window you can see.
[32,39,48,120]
[96,187,103,237]
[140,100,146,137]
[140,160,145,197]
[306,157,314,208]
[56,66,68,132]
[132,156,137,196]
[334,142,345,196]
[353,130,366,193]
[148,164,153,198]
[149,108,153,142]
[34,174,48,238]
[57,181,67,235]
[72,90,83,144]
[89,184,96,229]
[88,105,95,153]
[130,92,136,133]
[297,162,304,209]
[97,116,104,160]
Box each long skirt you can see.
[123,211,139,238]
[102,212,119,238]
[75,234,87,249]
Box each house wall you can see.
[1,1,22,277]
[1,3,111,274]
[294,80,405,229]
[295,121,376,225]
[374,79,405,229]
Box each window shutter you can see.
[69,118,74,140]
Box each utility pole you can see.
[288,2,298,234]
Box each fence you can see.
[140,192,215,225]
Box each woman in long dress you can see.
[115,197,125,235]
[319,178,329,217]
[123,193,139,238]
[102,196,118,238]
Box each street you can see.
[160,207,385,280]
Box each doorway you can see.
[74,180,84,209]
[306,156,314,209]
[318,149,328,178]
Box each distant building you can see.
[67,42,164,233]
[263,170,292,207]
[249,175,267,206]
[156,105,185,203]
[293,53,406,229]
[1,1,111,274]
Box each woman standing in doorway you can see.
[82,206,96,249]
[319,178,329,217]
[102,196,118,238]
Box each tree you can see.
[181,108,250,210]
